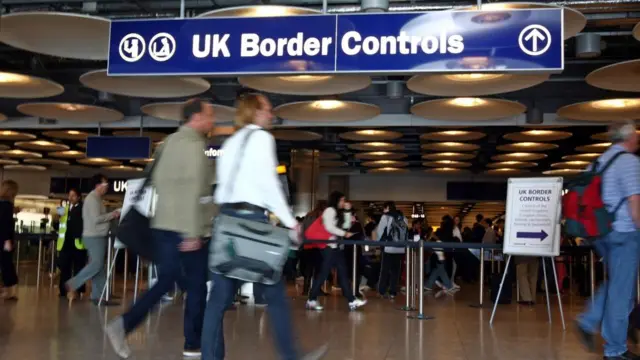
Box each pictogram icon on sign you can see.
[518,25,552,56]
[119,33,146,63]
[149,33,176,62]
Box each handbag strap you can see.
[223,128,260,203]
[133,140,165,203]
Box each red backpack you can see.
[562,151,628,240]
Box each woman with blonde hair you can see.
[0,179,19,300]
[202,91,327,360]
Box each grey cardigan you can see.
[82,189,116,237]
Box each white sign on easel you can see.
[490,177,566,330]
[114,178,156,249]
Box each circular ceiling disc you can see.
[562,153,600,161]
[485,168,531,176]
[355,152,408,160]
[551,161,590,169]
[15,140,69,152]
[112,131,167,142]
[586,60,640,93]
[420,130,485,142]
[348,142,404,151]
[0,72,63,99]
[411,98,526,121]
[239,75,370,96]
[543,169,583,176]
[77,158,122,166]
[198,5,320,18]
[503,130,573,142]
[361,160,409,168]
[408,73,549,97]
[274,101,381,123]
[423,160,472,168]
[496,142,559,152]
[592,130,640,141]
[25,158,70,167]
[576,143,611,153]
[18,103,124,122]
[339,130,402,141]
[4,164,46,171]
[141,102,236,123]
[0,12,110,60]
[0,131,36,141]
[424,168,470,174]
[463,3,586,39]
[492,152,547,161]
[422,152,475,161]
[421,142,479,152]
[557,99,640,121]
[42,130,95,140]
[368,167,410,174]
[0,159,18,165]
[103,165,143,172]
[80,70,211,98]
[0,149,42,159]
[49,150,86,159]
[271,130,322,141]
[487,161,538,169]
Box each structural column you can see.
[290,149,320,217]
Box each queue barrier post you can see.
[408,239,434,321]
[398,242,414,311]
[469,248,486,308]
[352,244,358,296]
[36,236,43,288]
[590,250,596,305]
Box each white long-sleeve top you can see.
[321,207,349,249]
[214,124,297,229]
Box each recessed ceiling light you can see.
[0,72,30,84]
[449,97,486,107]
[592,99,640,109]
[278,75,331,82]
[57,103,87,112]
[311,100,344,110]
[445,73,503,82]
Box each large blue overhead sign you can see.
[108,9,563,76]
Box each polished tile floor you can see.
[0,273,612,360]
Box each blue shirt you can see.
[595,144,640,232]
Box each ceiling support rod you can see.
[477,0,482,9]
[322,0,328,14]
[180,0,185,18]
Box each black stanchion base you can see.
[469,303,487,308]
[408,313,435,320]
[397,306,416,312]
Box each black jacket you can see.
[65,202,83,241]
[0,200,15,242]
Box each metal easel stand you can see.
[469,248,486,308]
[398,244,415,312]
[99,235,120,306]
[489,255,566,330]
[408,240,434,321]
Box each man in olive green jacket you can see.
[107,99,216,359]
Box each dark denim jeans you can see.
[578,230,640,357]
[201,207,299,360]
[122,229,207,350]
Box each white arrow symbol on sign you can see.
[518,24,552,56]
[524,29,545,52]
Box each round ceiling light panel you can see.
[348,142,405,151]
[557,99,640,121]
[496,142,559,152]
[367,167,410,174]
[112,130,167,142]
[77,158,122,166]
[319,161,348,167]
[422,152,475,161]
[423,160,472,168]
[271,129,322,141]
[0,12,110,60]
[487,161,538,169]
[274,100,381,122]
[355,152,408,160]
[503,130,573,142]
[562,153,600,161]
[543,169,584,176]
[0,159,18,166]
[576,143,611,153]
[485,168,531,176]
[0,149,42,159]
[492,152,548,161]
[80,70,210,98]
[361,160,409,168]
[141,102,236,123]
[0,72,63,99]
[586,59,640,93]
[42,130,94,140]
[421,142,480,152]
[24,158,70,167]
[339,129,402,142]
[239,75,370,96]
[198,5,320,18]
[0,131,36,141]
[411,98,526,121]
[0,144,10,151]
[462,3,586,39]
[407,73,549,97]
[130,158,154,166]
[17,103,124,122]
[102,165,143,172]
[420,130,485,142]
[591,130,640,141]
[15,140,69,152]
[4,164,46,171]
[49,150,85,159]
[424,168,470,174]
[551,161,590,169]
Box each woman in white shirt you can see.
[306,191,367,311]
[202,92,327,360]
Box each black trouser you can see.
[308,248,355,302]
[378,252,403,296]
[0,245,18,287]
[301,248,322,295]
[58,240,87,296]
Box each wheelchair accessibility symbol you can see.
[119,33,146,63]
[149,33,176,62]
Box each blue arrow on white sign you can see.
[516,230,549,241]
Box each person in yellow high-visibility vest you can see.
[57,188,86,298]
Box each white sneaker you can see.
[306,300,324,311]
[301,344,329,360]
[106,317,131,359]
[183,349,202,358]
[451,283,461,290]
[435,280,444,289]
[358,284,370,296]
[348,298,367,311]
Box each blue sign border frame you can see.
[107,8,565,76]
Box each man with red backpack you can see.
[571,122,640,360]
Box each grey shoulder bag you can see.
[208,129,291,285]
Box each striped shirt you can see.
[596,144,640,232]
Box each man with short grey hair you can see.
[576,121,640,360]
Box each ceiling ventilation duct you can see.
[526,107,543,125]
[361,0,389,12]
[576,33,602,58]
[386,81,403,99]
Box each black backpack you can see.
[382,212,408,243]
